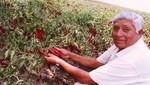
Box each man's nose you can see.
[116,29,123,36]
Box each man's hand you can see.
[57,48,71,59]
[44,54,62,64]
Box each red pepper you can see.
[53,48,62,58]
[28,50,33,55]
[38,49,50,57]
[76,47,82,53]
[1,62,8,67]
[0,26,3,35]
[10,19,17,28]
[35,28,44,41]
[0,58,4,63]
[48,48,62,58]
[64,31,68,36]
[70,44,75,52]
[48,48,56,55]
[0,58,8,68]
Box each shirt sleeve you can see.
[89,58,138,85]
[97,45,116,64]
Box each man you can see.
[44,11,150,85]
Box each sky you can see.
[96,0,150,14]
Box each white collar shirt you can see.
[89,37,150,85]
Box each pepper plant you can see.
[0,0,150,84]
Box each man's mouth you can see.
[115,39,125,43]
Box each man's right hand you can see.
[57,48,71,59]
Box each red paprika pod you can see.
[1,62,8,68]
[48,48,56,54]
[0,58,4,62]
[48,48,62,58]
[70,44,76,52]
[38,49,50,57]
[10,19,18,29]
[64,31,68,36]
[35,28,44,41]
[76,47,82,53]
[0,26,3,35]
[53,48,62,58]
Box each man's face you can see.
[112,19,141,50]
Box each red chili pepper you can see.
[0,58,8,68]
[29,50,33,54]
[48,48,56,54]
[0,26,3,35]
[0,58,4,63]
[35,28,44,41]
[53,48,62,58]
[64,31,68,36]
[70,44,76,52]
[38,49,50,57]
[0,26,2,29]
[10,19,17,28]
[76,47,82,53]
[48,48,62,58]
[1,62,8,68]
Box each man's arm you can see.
[69,52,104,69]
[44,55,97,84]
[59,59,97,84]
[58,48,104,69]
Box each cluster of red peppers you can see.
[69,44,81,53]
[38,48,62,58]
[35,28,44,41]
[38,44,82,58]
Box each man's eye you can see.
[113,26,119,31]
[123,27,130,32]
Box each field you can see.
[0,0,150,84]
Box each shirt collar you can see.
[115,36,144,57]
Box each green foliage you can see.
[0,0,150,84]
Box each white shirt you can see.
[89,37,150,85]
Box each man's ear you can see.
[138,29,143,35]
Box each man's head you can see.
[111,11,144,50]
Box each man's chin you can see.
[115,44,125,49]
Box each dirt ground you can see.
[18,59,94,85]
